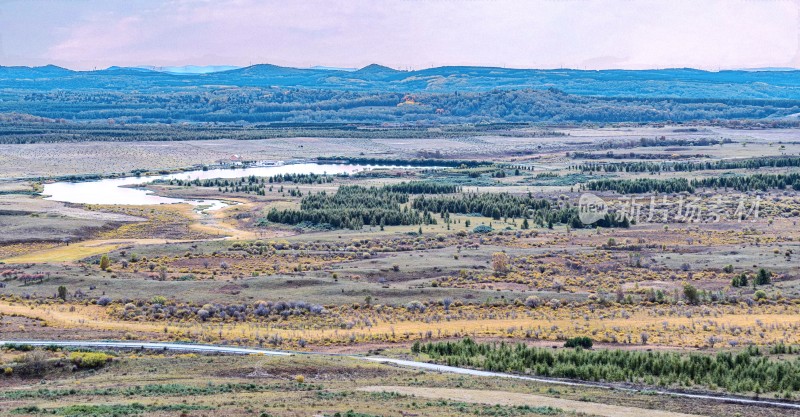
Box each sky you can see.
[1,0,799,71]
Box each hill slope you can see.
[2,64,800,99]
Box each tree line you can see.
[585,178,694,194]
[569,151,708,160]
[577,156,800,174]
[691,173,800,192]
[414,338,800,395]
[4,86,800,127]
[324,156,492,168]
[586,173,800,194]
[412,192,628,228]
[265,185,437,229]
[383,181,461,194]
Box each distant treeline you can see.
[326,156,492,168]
[264,183,628,230]
[586,178,695,194]
[415,338,800,394]
[692,173,800,192]
[0,122,533,144]
[154,173,341,195]
[159,173,338,187]
[569,151,709,160]
[265,185,436,230]
[383,182,461,194]
[413,193,550,220]
[592,137,736,151]
[412,193,628,228]
[636,137,732,147]
[578,156,800,173]
[586,173,800,193]
[160,177,459,198]
[3,86,800,129]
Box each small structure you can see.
[217,155,246,166]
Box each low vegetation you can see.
[415,338,800,396]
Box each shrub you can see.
[564,336,593,349]
[70,352,112,369]
[96,296,112,306]
[524,296,541,308]
[473,225,493,233]
[17,349,49,376]
[99,254,110,271]
[4,343,33,352]
[491,252,510,275]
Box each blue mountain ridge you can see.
[2,64,800,100]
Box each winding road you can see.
[2,339,799,411]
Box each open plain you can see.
[2,123,800,416]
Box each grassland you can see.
[0,347,791,417]
[2,124,800,415]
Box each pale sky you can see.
[1,0,799,71]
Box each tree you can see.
[491,252,510,275]
[756,268,772,285]
[57,285,67,301]
[683,283,700,305]
[99,254,110,271]
[521,218,529,229]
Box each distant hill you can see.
[3,63,800,126]
[132,65,241,74]
[3,63,800,100]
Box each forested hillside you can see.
[1,88,798,126]
[5,64,800,98]
[3,64,800,125]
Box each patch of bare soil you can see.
[214,283,244,294]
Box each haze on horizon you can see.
[1,0,799,72]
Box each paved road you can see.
[3,340,799,411]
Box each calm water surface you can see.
[42,163,387,210]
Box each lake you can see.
[42,163,391,210]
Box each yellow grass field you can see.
[3,299,800,349]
